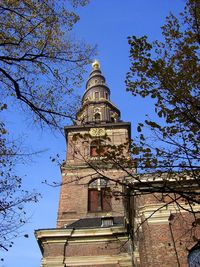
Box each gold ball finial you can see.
[92,60,100,70]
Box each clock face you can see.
[89,128,106,137]
[188,248,200,267]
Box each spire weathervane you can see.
[92,59,100,70]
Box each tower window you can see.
[90,139,106,157]
[95,92,99,100]
[105,92,108,99]
[94,112,101,122]
[111,117,115,123]
[88,178,112,212]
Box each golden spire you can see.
[92,59,100,70]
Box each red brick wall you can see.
[57,169,125,227]
[57,126,130,227]
[65,240,128,257]
[134,194,200,267]
[41,235,129,267]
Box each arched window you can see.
[94,91,99,100]
[88,178,112,212]
[94,112,101,122]
[188,242,200,267]
[111,116,115,123]
[90,139,106,157]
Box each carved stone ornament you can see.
[89,128,106,137]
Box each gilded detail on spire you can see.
[92,60,100,70]
[76,61,120,125]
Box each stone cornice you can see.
[41,254,132,267]
[137,202,200,224]
[64,121,131,137]
[35,225,127,240]
[64,254,132,266]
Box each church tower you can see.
[35,61,132,267]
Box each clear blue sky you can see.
[1,1,184,266]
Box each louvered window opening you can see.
[88,178,111,212]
